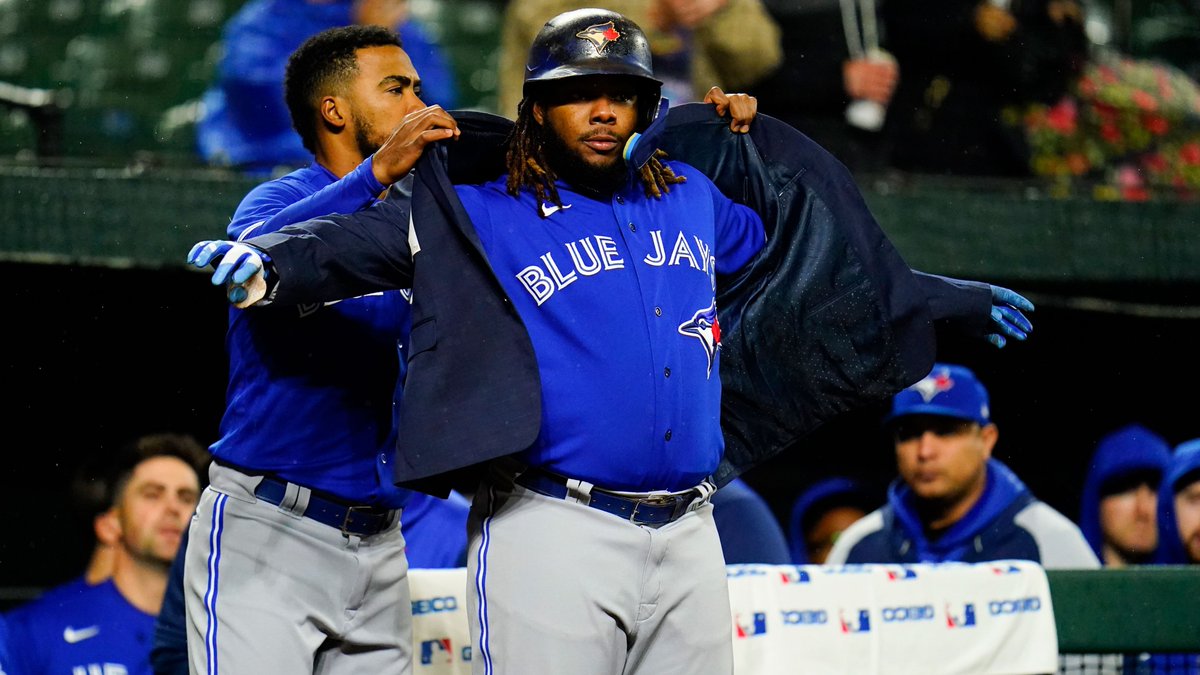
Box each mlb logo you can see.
[779,567,811,584]
[735,612,768,638]
[946,602,977,628]
[839,609,871,633]
[885,566,918,581]
[420,638,453,665]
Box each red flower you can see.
[1143,153,1168,173]
[1121,186,1150,201]
[1181,143,1200,166]
[1077,76,1097,97]
[1143,113,1169,135]
[1131,90,1158,112]
[1066,153,1089,175]
[1046,99,1077,134]
[1100,123,1121,144]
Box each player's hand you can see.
[186,240,272,308]
[371,105,460,186]
[985,285,1034,348]
[704,86,757,134]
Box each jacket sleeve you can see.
[249,186,415,306]
[911,270,993,337]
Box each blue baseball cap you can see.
[886,363,990,426]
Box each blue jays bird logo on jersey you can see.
[576,21,621,54]
[912,368,954,402]
[678,299,720,378]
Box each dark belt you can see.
[515,466,709,526]
[254,475,395,537]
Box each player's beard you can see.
[353,110,383,159]
[541,118,627,195]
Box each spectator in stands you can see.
[880,0,1088,176]
[1079,424,1172,566]
[753,0,899,174]
[711,477,792,563]
[1157,439,1200,565]
[181,24,463,675]
[787,476,880,564]
[827,363,1099,568]
[496,0,782,117]
[197,0,459,174]
[3,433,208,675]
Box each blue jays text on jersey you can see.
[455,159,764,493]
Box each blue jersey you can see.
[402,491,471,568]
[455,162,764,491]
[4,578,156,675]
[211,158,413,507]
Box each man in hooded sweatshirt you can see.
[1079,424,1172,567]
[826,362,1099,568]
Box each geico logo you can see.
[881,605,935,622]
[412,596,459,615]
[988,598,1041,615]
[781,609,827,625]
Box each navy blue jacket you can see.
[252,104,994,495]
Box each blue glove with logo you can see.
[186,240,273,307]
[986,285,1034,348]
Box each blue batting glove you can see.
[986,285,1034,348]
[186,240,271,306]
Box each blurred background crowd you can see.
[0,0,1198,198]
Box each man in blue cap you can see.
[827,363,1098,568]
[1080,424,1172,567]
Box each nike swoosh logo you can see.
[63,625,100,643]
[540,202,572,218]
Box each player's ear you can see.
[320,95,349,131]
[531,100,546,126]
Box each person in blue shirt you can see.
[4,433,208,675]
[827,363,1099,568]
[787,476,879,564]
[150,493,468,675]
[711,477,791,564]
[180,24,460,675]
[1079,424,1172,567]
[198,0,459,175]
[1157,439,1200,565]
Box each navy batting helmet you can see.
[522,8,663,128]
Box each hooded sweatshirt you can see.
[1156,439,1200,565]
[1079,424,1172,561]
[828,459,1099,568]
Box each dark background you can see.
[2,262,1198,595]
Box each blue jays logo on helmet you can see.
[678,299,720,379]
[576,21,620,55]
[912,369,954,402]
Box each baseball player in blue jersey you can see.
[186,9,1035,673]
[180,25,462,675]
[3,433,207,675]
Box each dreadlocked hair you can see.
[505,100,563,213]
[505,98,687,217]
